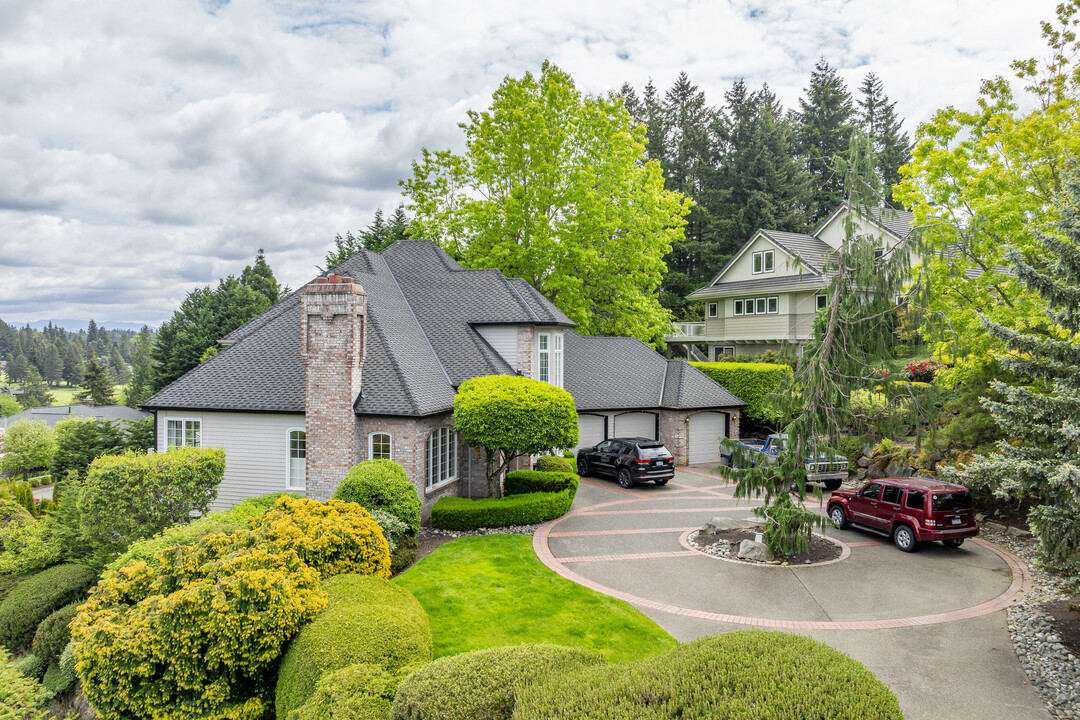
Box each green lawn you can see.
[393,534,677,663]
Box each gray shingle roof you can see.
[688,274,827,299]
[146,240,740,418]
[865,207,916,240]
[564,330,743,411]
[761,231,833,274]
[0,404,150,430]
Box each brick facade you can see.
[659,408,741,466]
[516,325,534,378]
[301,275,367,501]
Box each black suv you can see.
[576,438,675,488]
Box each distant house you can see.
[0,403,150,433]
[665,205,916,360]
[143,240,745,511]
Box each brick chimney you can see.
[301,274,367,500]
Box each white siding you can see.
[156,410,306,510]
[719,234,792,283]
[816,209,903,251]
[474,326,519,370]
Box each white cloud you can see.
[0,0,1061,325]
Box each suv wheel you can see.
[577,457,589,477]
[943,538,964,548]
[617,468,635,489]
[828,504,848,529]
[893,524,917,553]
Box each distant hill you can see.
[8,319,155,332]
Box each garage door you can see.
[688,412,728,464]
[613,412,657,440]
[575,414,606,452]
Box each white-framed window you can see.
[537,332,563,387]
[426,427,458,489]
[816,294,829,311]
[286,429,306,490]
[744,298,755,315]
[714,346,735,360]
[755,297,767,314]
[752,250,774,274]
[368,431,392,461]
[767,296,779,314]
[733,299,744,316]
[706,302,718,318]
[166,419,201,448]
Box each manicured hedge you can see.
[690,361,792,422]
[504,470,579,496]
[31,601,79,665]
[390,644,605,720]
[512,631,903,719]
[334,460,422,536]
[429,490,574,531]
[534,455,574,473]
[291,662,413,720]
[275,574,433,720]
[0,563,95,651]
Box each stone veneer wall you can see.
[516,325,534,378]
[659,408,741,466]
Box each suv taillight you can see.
[925,518,937,527]
[634,458,650,465]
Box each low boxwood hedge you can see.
[275,574,433,720]
[31,601,79,665]
[512,630,903,719]
[429,489,574,531]
[504,470,578,496]
[0,563,95,651]
[533,455,575,474]
[390,644,604,720]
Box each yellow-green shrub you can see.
[689,362,791,422]
[290,663,413,720]
[511,631,902,719]
[275,574,432,719]
[334,461,422,536]
[254,497,391,580]
[0,647,51,720]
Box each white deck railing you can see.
[669,322,705,338]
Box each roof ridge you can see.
[760,230,825,277]
[502,275,540,322]
[376,253,453,389]
[360,309,421,416]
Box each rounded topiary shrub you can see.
[0,498,32,528]
[511,631,903,719]
[0,563,95,651]
[290,662,417,720]
[276,574,433,720]
[334,460,422,536]
[390,644,604,720]
[32,600,79,664]
[534,455,574,474]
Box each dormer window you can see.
[537,331,563,388]
[753,250,774,274]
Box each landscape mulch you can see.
[694,527,842,565]
[1046,597,1080,657]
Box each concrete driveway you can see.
[534,467,1048,720]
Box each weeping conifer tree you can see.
[951,173,1080,589]
[720,132,928,557]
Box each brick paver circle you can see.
[535,476,1033,631]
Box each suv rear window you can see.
[638,445,671,459]
[906,491,925,510]
[933,492,973,512]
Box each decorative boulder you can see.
[737,539,769,562]
[704,516,759,533]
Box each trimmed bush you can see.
[0,647,51,719]
[512,631,903,719]
[13,652,46,679]
[367,509,417,575]
[430,490,574,530]
[0,514,61,576]
[291,662,416,720]
[562,450,574,459]
[504,470,578,496]
[32,601,79,665]
[108,491,300,571]
[76,447,225,557]
[334,460,422,537]
[534,455,574,473]
[0,498,32,529]
[275,574,433,720]
[689,362,792,422]
[390,644,604,720]
[0,574,27,603]
[46,640,78,695]
[254,497,391,580]
[71,528,328,720]
[0,563,95,651]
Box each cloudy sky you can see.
[0,0,1060,327]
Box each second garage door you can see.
[613,412,657,440]
[575,414,607,452]
[688,412,728,464]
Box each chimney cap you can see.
[328,274,342,283]
[315,277,329,284]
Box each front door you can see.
[849,482,885,529]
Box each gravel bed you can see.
[984,527,1080,719]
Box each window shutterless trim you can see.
[166,417,202,449]
[707,302,718,318]
[285,427,306,491]
[367,431,392,461]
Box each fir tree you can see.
[322,205,412,270]
[41,342,64,386]
[7,354,29,384]
[77,355,116,406]
[62,341,84,386]
[109,345,130,384]
[952,174,1080,589]
[19,367,54,409]
[124,326,155,408]
[857,73,911,204]
[240,249,281,306]
[795,59,856,221]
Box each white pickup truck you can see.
[721,433,849,491]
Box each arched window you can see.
[368,431,392,461]
[286,429,306,490]
[426,427,457,489]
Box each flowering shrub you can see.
[903,359,946,383]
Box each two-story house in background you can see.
[143,240,744,512]
[666,205,916,360]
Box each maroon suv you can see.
[827,478,979,552]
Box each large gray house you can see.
[143,241,744,510]
[666,205,916,360]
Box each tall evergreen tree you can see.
[323,205,411,270]
[125,326,155,408]
[41,342,64,386]
[952,174,1080,589]
[7,353,29,384]
[109,345,130,384]
[857,73,911,204]
[77,355,116,406]
[240,249,281,306]
[61,341,84,386]
[19,367,54,409]
[795,59,856,221]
